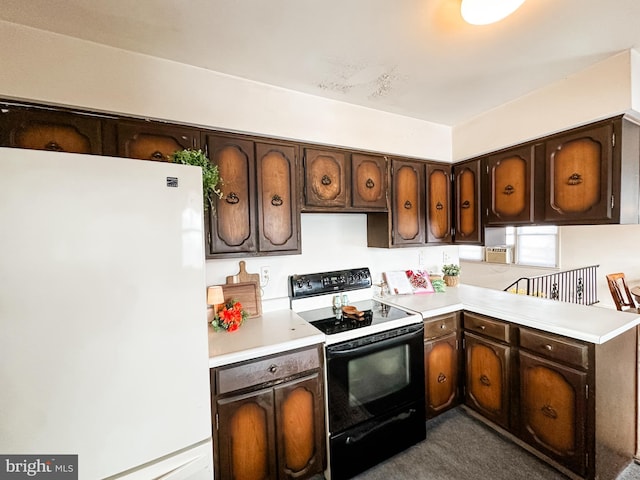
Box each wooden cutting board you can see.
[226,260,260,287]
[223,261,262,317]
[221,282,262,318]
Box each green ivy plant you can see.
[442,263,461,276]
[169,149,223,211]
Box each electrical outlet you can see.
[260,266,270,286]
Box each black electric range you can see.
[289,268,422,345]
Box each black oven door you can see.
[325,322,425,434]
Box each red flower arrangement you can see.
[211,299,248,332]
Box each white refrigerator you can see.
[0,148,214,479]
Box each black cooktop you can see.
[297,300,414,335]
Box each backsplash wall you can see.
[205,213,459,312]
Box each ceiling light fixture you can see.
[461,0,526,25]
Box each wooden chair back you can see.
[606,273,637,311]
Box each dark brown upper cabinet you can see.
[206,135,257,256]
[205,134,300,258]
[544,121,616,223]
[302,148,388,212]
[426,163,452,243]
[114,121,200,161]
[351,153,388,210]
[453,159,483,244]
[391,159,426,246]
[303,148,347,209]
[0,105,102,154]
[485,145,535,225]
[255,142,300,253]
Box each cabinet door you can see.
[425,163,452,243]
[453,159,482,244]
[464,332,510,429]
[274,373,326,480]
[424,332,459,419]
[0,107,102,154]
[486,146,535,225]
[351,154,387,210]
[216,388,278,480]
[303,148,347,209]
[519,351,587,477]
[256,142,300,253]
[392,159,425,245]
[206,136,256,255]
[116,121,199,161]
[544,122,614,222]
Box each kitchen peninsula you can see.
[209,284,640,480]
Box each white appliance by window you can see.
[0,148,213,479]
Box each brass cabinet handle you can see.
[151,150,164,161]
[271,194,283,206]
[437,373,447,384]
[404,200,412,209]
[225,192,240,204]
[568,173,583,185]
[436,201,444,210]
[541,404,558,419]
[461,200,470,209]
[479,325,486,330]
[545,344,553,351]
[45,141,63,152]
[503,184,515,195]
[321,174,332,186]
[365,178,375,189]
[479,374,491,387]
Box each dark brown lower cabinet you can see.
[457,314,637,480]
[217,388,277,479]
[424,312,460,419]
[274,375,325,479]
[212,345,326,480]
[519,350,587,476]
[464,331,511,430]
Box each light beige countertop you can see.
[380,284,640,344]
[209,284,640,368]
[208,309,324,368]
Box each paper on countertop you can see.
[383,271,414,295]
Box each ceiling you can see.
[2,0,640,126]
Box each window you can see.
[510,226,558,267]
[459,226,558,267]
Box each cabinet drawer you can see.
[519,328,589,369]
[424,313,457,340]
[216,346,321,395]
[463,312,511,343]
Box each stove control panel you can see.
[289,267,372,299]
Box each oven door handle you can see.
[327,326,423,357]
[345,408,417,445]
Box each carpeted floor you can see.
[347,407,640,480]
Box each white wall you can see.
[3,21,640,314]
[0,21,458,312]
[453,50,635,160]
[462,224,640,310]
[559,224,640,309]
[0,21,451,162]
[207,213,459,311]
